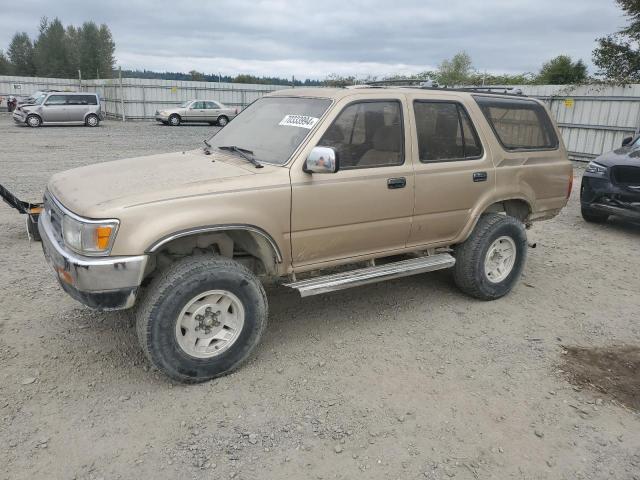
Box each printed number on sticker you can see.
[279,114,319,129]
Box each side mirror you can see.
[304,146,339,173]
[622,136,633,147]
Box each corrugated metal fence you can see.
[519,84,640,162]
[2,75,640,161]
[0,75,290,121]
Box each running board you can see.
[285,253,456,297]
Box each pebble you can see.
[21,377,37,385]
[534,430,544,438]
[334,445,343,454]
[276,367,284,374]
[118,395,130,402]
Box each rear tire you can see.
[169,114,181,126]
[217,115,229,127]
[85,114,100,127]
[26,114,41,128]
[453,213,527,300]
[136,256,268,383]
[581,206,608,223]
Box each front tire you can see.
[453,213,527,300]
[136,256,268,383]
[26,114,41,128]
[169,114,181,126]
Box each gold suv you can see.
[39,86,572,382]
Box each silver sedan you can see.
[155,99,238,126]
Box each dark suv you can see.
[581,136,640,223]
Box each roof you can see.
[267,86,527,101]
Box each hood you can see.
[48,149,274,216]
[594,145,640,168]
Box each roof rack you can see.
[351,80,526,97]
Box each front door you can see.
[186,101,206,122]
[41,94,68,122]
[290,97,414,268]
[407,97,495,247]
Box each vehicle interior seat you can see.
[357,125,402,167]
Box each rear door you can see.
[203,101,219,122]
[41,94,68,122]
[407,95,495,247]
[65,94,96,122]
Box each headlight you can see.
[62,215,118,255]
[585,161,608,176]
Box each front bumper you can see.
[38,209,148,310]
[12,111,25,123]
[155,112,169,122]
[581,175,640,221]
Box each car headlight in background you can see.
[585,161,608,176]
[62,215,118,255]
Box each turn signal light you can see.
[95,226,114,250]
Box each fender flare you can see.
[145,224,283,263]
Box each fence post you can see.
[142,85,146,120]
[119,67,125,122]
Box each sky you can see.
[0,0,626,80]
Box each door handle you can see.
[473,171,488,182]
[387,177,406,189]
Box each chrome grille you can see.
[43,192,64,241]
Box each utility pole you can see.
[119,66,125,122]
[78,69,82,91]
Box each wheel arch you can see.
[145,224,283,277]
[454,196,533,246]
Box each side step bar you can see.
[285,253,455,297]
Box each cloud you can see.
[0,0,625,79]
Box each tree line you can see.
[0,17,115,79]
[1,0,639,86]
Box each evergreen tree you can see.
[96,24,115,78]
[34,17,73,77]
[0,50,12,75]
[7,32,35,75]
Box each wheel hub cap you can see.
[484,236,517,283]
[175,290,245,359]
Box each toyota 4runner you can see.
[38,86,572,382]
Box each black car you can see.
[580,136,640,224]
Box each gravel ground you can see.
[1,115,639,480]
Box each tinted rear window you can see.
[67,95,98,105]
[473,96,558,151]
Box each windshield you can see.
[31,94,46,105]
[208,96,332,165]
[179,100,191,108]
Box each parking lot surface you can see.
[1,115,639,480]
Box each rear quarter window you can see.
[473,96,558,151]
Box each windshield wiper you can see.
[218,145,263,169]
[202,139,211,155]
[203,139,212,155]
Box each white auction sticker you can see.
[279,114,319,129]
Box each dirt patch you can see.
[561,345,640,411]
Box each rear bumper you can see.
[38,211,148,310]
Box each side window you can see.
[203,102,216,109]
[414,101,483,162]
[474,96,558,150]
[45,95,66,105]
[318,101,403,169]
